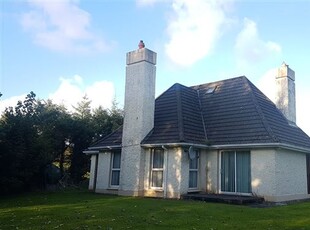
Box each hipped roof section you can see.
[88,76,310,151]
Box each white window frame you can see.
[150,148,164,189]
[189,150,199,190]
[110,151,121,188]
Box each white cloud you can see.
[49,75,115,111]
[257,68,277,102]
[165,0,233,67]
[21,0,110,53]
[85,81,115,110]
[0,76,115,115]
[0,94,27,115]
[235,18,282,69]
[257,68,310,136]
[297,89,310,136]
[49,76,85,109]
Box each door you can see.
[221,151,251,194]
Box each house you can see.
[84,45,310,202]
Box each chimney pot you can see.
[138,40,145,49]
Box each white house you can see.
[84,44,310,202]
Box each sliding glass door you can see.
[221,151,251,194]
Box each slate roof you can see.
[89,126,122,150]
[88,76,310,151]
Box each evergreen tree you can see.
[0,91,124,193]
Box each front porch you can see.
[181,193,264,205]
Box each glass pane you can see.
[153,149,164,168]
[221,151,235,192]
[236,151,251,193]
[189,157,198,169]
[189,171,197,188]
[113,152,121,169]
[111,170,120,186]
[151,171,163,187]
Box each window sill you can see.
[188,189,200,193]
[107,187,119,191]
[150,188,163,192]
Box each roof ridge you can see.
[242,77,279,142]
[191,75,245,89]
[155,83,187,101]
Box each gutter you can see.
[141,142,210,149]
[83,145,122,155]
[141,142,310,154]
[85,142,310,155]
[88,145,122,150]
[83,150,100,155]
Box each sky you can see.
[1,0,310,135]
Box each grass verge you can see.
[0,189,309,229]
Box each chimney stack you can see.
[119,42,157,196]
[275,62,296,123]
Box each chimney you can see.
[275,62,296,123]
[119,41,157,196]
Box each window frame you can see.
[150,148,164,189]
[220,150,251,195]
[109,151,121,188]
[189,150,199,190]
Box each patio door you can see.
[221,151,251,194]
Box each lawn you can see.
[0,189,309,230]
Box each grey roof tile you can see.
[89,76,310,151]
[90,126,122,149]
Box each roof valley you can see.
[197,89,208,142]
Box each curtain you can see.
[221,151,235,192]
[236,151,251,193]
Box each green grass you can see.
[0,189,309,230]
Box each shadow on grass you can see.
[0,189,310,229]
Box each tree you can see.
[0,91,124,193]
[37,100,72,179]
[68,95,93,183]
[69,98,123,183]
[0,92,45,193]
[109,99,123,132]
[73,95,92,120]
[0,93,73,193]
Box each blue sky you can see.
[1,0,310,135]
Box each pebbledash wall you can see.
[205,148,309,202]
[91,147,202,198]
[251,148,308,202]
[89,147,308,201]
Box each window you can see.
[151,149,164,188]
[189,150,199,189]
[110,151,121,187]
[205,85,217,94]
[221,151,251,194]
